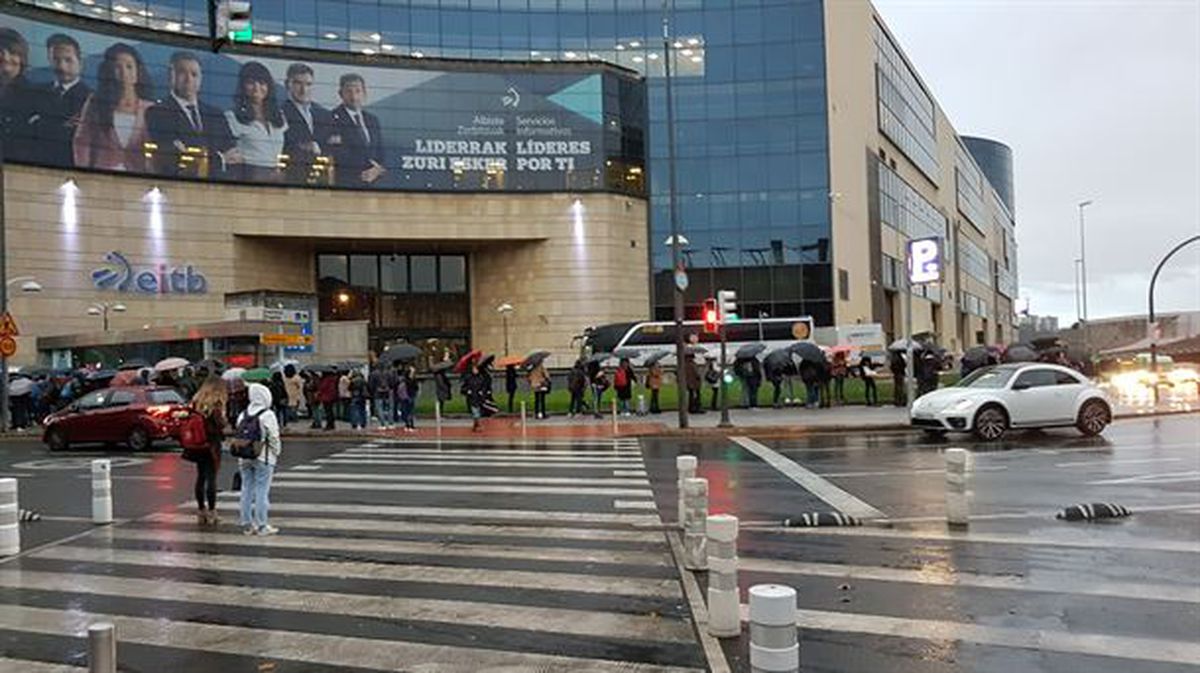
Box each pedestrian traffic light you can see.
[717,289,738,323]
[703,298,719,334]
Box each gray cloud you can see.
[871,0,1200,323]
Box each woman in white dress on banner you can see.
[224,61,287,182]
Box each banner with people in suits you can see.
[0,11,646,195]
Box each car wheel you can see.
[973,405,1008,441]
[45,427,68,451]
[1076,399,1111,437]
[127,426,151,452]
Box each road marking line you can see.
[145,512,663,542]
[272,472,648,486]
[613,470,649,478]
[0,473,35,478]
[263,480,655,497]
[1088,470,1200,486]
[366,438,645,449]
[0,605,704,673]
[0,657,81,672]
[813,466,1006,479]
[334,450,642,460]
[289,464,323,471]
[316,459,644,469]
[0,569,695,644]
[614,500,658,511]
[730,436,886,520]
[107,528,672,567]
[209,500,659,525]
[35,545,682,598]
[745,524,1200,553]
[738,556,1200,604]
[666,531,732,673]
[734,604,1200,667]
[1054,457,1184,468]
[73,475,172,481]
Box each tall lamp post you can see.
[0,278,44,433]
[1148,235,1200,404]
[87,302,127,332]
[496,302,514,356]
[1077,200,1093,358]
[662,0,688,429]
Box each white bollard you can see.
[637,393,647,416]
[611,398,619,435]
[706,514,740,637]
[682,477,708,570]
[676,455,697,526]
[944,448,969,527]
[91,459,112,525]
[88,622,116,673]
[0,478,19,557]
[749,584,799,673]
[520,400,528,440]
[435,401,443,437]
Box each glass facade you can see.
[962,135,1014,214]
[954,141,986,232]
[20,0,833,326]
[873,18,936,183]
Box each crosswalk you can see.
[0,437,706,672]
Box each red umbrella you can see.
[454,349,483,374]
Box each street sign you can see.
[717,289,738,322]
[0,337,15,358]
[674,269,689,292]
[260,333,313,346]
[0,311,19,337]
[908,237,942,284]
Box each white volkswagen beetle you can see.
[910,363,1112,441]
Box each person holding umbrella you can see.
[858,354,879,406]
[614,357,637,416]
[505,364,520,414]
[568,357,588,417]
[431,360,454,414]
[685,353,703,414]
[890,350,907,407]
[317,368,339,430]
[461,360,489,432]
[644,356,664,415]
[528,360,550,419]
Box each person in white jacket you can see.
[235,383,282,536]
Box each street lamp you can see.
[1077,200,1093,357]
[1148,235,1200,404]
[496,302,514,356]
[87,302,127,332]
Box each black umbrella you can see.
[522,350,551,369]
[788,341,826,364]
[1003,344,1038,363]
[117,358,150,371]
[85,369,117,382]
[302,363,334,374]
[479,354,496,370]
[192,358,225,374]
[643,351,671,366]
[380,344,422,365]
[736,343,767,359]
[763,348,793,375]
[961,346,991,369]
[1031,336,1064,351]
[430,360,455,373]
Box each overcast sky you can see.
[871,0,1200,325]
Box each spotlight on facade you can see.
[86,307,101,316]
[337,292,351,305]
[20,281,42,294]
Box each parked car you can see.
[910,363,1112,441]
[42,386,188,451]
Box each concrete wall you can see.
[2,164,648,366]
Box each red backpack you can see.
[179,410,209,453]
[614,367,629,389]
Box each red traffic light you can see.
[703,298,719,334]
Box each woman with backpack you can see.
[184,376,228,527]
[232,383,282,536]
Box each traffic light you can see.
[717,289,738,323]
[703,298,719,334]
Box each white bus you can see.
[580,316,816,361]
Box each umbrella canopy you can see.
[241,368,272,382]
[85,369,117,382]
[763,348,794,374]
[221,367,246,381]
[454,350,483,374]
[268,359,301,374]
[192,358,225,373]
[117,358,150,371]
[13,366,51,378]
[302,363,333,374]
[736,343,767,359]
[110,370,145,387]
[495,355,524,368]
[154,357,190,373]
[643,351,671,366]
[522,350,551,369]
[1031,336,1064,351]
[612,348,641,361]
[7,378,34,396]
[788,341,827,364]
[961,346,992,369]
[478,354,496,371]
[1003,344,1038,363]
[888,338,928,352]
[379,344,422,366]
[430,360,455,373]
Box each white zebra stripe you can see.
[614,500,659,511]
[211,500,659,525]
[259,480,655,497]
[33,545,682,598]
[315,458,643,469]
[613,470,650,478]
[0,605,703,673]
[0,657,82,672]
[336,449,642,458]
[272,472,649,487]
[0,569,695,644]
[331,452,644,463]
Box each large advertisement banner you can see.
[0,12,645,194]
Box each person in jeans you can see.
[528,362,550,419]
[235,383,282,536]
[567,359,588,417]
[317,371,339,430]
[395,364,419,431]
[461,361,489,433]
[348,369,368,429]
[859,355,878,406]
[190,376,227,526]
[369,365,391,428]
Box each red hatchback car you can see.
[43,386,189,451]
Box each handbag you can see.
[231,471,242,492]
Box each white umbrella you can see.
[269,359,301,373]
[221,367,246,381]
[154,357,190,372]
[7,378,34,396]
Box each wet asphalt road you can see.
[0,414,1197,672]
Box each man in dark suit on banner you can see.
[146,50,236,178]
[31,34,91,167]
[281,62,333,184]
[328,73,385,187]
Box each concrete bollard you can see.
[682,477,709,570]
[637,393,646,416]
[944,448,969,527]
[91,459,112,525]
[520,400,528,440]
[435,401,443,437]
[87,622,116,673]
[611,398,619,435]
[0,478,19,557]
[676,455,697,527]
[749,584,798,673]
[706,514,740,637]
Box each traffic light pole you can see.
[663,1,687,430]
[718,322,732,428]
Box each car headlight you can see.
[944,398,975,413]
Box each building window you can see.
[873,21,938,181]
[349,255,379,289]
[380,255,409,293]
[318,254,348,283]
[838,268,849,301]
[410,255,438,293]
[439,256,467,293]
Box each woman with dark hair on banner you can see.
[225,61,288,182]
[0,27,36,162]
[73,42,154,172]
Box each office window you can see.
[410,255,438,293]
[873,20,938,181]
[838,268,849,301]
[380,254,409,293]
[439,256,467,293]
[349,255,379,289]
[318,254,348,283]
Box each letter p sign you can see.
[908,237,942,285]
